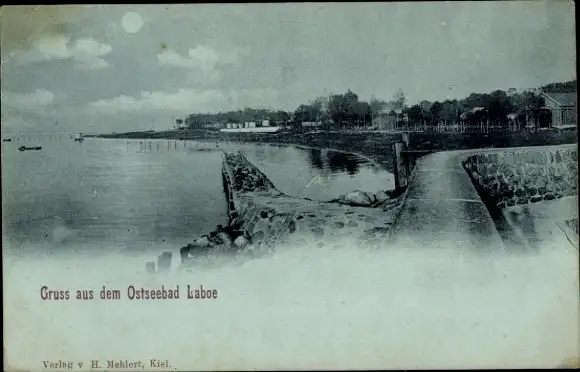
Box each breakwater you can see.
[146,143,578,271]
[147,151,405,272]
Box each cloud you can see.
[9,35,112,70]
[157,45,242,83]
[88,89,229,114]
[88,87,282,115]
[1,89,55,111]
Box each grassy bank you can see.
[96,128,577,174]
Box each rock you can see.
[188,237,213,254]
[364,192,377,204]
[311,226,325,236]
[344,190,373,206]
[234,235,250,249]
[375,190,389,203]
[245,244,257,253]
[230,217,241,229]
[252,230,266,245]
[215,232,234,246]
[196,236,211,247]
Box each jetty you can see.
[390,143,578,251]
[147,142,578,272]
[147,151,405,272]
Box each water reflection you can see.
[307,149,324,171]
[325,150,361,175]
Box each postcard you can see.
[2,2,578,370]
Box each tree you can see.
[419,100,432,113]
[511,90,545,126]
[294,103,321,125]
[392,88,406,109]
[461,93,490,109]
[327,90,361,128]
[352,100,372,126]
[270,111,291,126]
[439,100,462,122]
[185,114,204,129]
[370,97,387,117]
[404,104,423,123]
[541,79,577,93]
[175,118,183,129]
[429,101,443,124]
[488,90,513,123]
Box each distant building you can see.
[541,92,577,128]
[372,107,403,130]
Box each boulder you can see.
[251,230,266,246]
[365,192,377,204]
[215,232,234,247]
[188,236,213,254]
[344,190,373,206]
[375,190,389,203]
[230,217,242,229]
[195,236,211,247]
[234,235,250,249]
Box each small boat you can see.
[18,146,42,151]
[3,138,12,142]
[74,132,84,142]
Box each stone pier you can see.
[389,144,578,250]
[150,144,577,271]
[176,151,405,267]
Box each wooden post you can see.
[401,132,410,147]
[180,246,189,264]
[145,262,156,274]
[393,141,408,189]
[157,252,172,272]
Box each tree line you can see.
[179,79,576,130]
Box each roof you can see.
[541,92,577,107]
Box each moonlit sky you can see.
[0,2,576,134]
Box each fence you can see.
[302,118,565,134]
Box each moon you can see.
[121,12,144,34]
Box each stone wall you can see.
[462,146,578,209]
